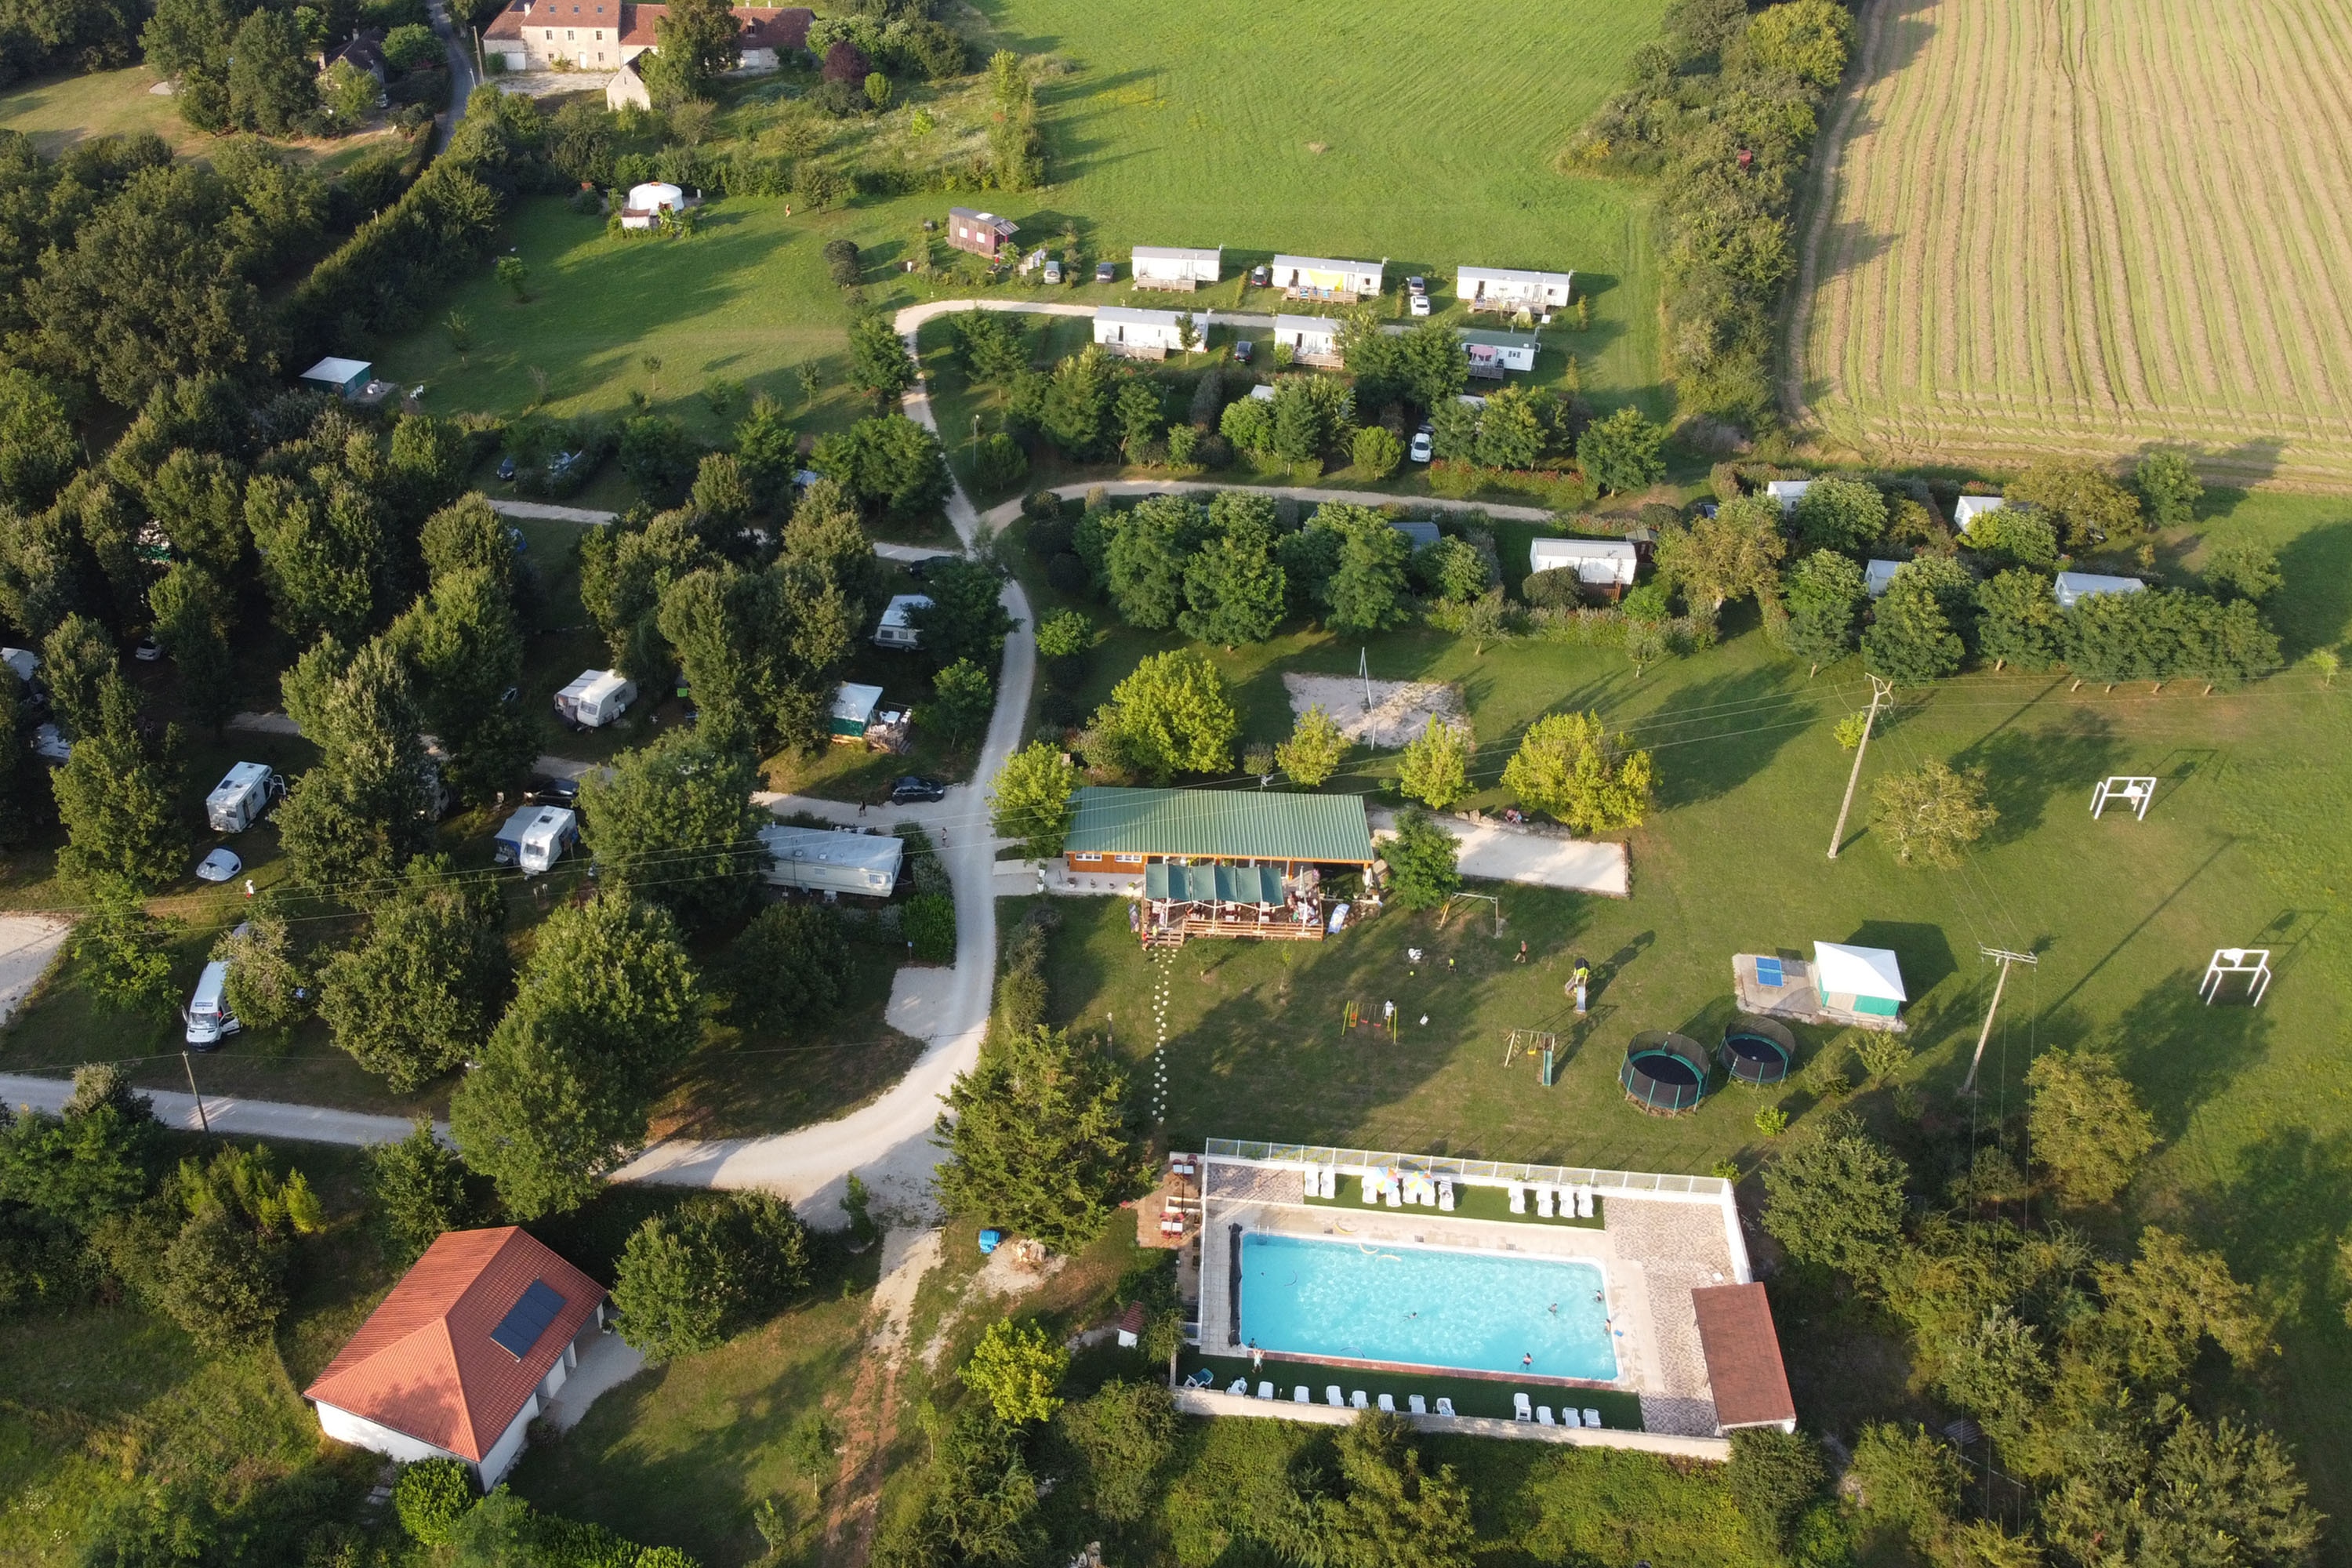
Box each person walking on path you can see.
[1516,941,1528,963]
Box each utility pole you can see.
[1827,674,1894,859]
[181,1051,210,1134]
[1960,947,2038,1095]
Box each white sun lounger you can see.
[1584,1407,1602,1428]
[1326,1385,1344,1406]
[1514,1392,1533,1421]
[1579,1185,1596,1218]
[1385,1179,1402,1207]
[1377,1393,1396,1413]
[1294,1385,1309,1403]
[1436,1397,1456,1417]
[1536,1184,1555,1218]
[1537,1406,1555,1425]
[1361,1174,1380,1203]
[1228,1379,1248,1395]
[1257,1381,1274,1399]
[1351,1390,1369,1409]
[1409,1394,1426,1414]
[1561,1406,1582,1427]
[1508,1184,1525,1214]
[1437,1178,1455,1211]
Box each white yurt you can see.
[620,181,684,229]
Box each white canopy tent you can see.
[1813,942,1906,1018]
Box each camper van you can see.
[184,956,241,1049]
[494,806,578,875]
[554,670,636,728]
[206,762,287,833]
[873,596,932,650]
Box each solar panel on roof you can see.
[1755,957,1784,988]
[488,1279,567,1360]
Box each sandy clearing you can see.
[0,916,68,1029]
[1283,673,1465,750]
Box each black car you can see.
[1094,260,1116,283]
[524,774,581,806]
[906,555,956,580]
[890,775,948,804]
[497,456,517,481]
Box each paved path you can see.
[487,499,619,524]
[426,0,481,157]
[0,1073,442,1145]
[0,916,67,1029]
[1370,806,1630,896]
[979,480,1559,526]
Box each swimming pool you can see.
[1239,1232,1620,1381]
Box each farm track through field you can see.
[1791,0,2352,487]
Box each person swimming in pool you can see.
[1548,1303,1558,1315]
[1522,1352,1534,1369]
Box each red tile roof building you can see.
[305,1227,608,1487]
[483,2,811,74]
[1690,1282,1798,1434]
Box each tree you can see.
[321,60,380,131]
[148,562,238,731]
[1863,564,1966,685]
[811,414,948,516]
[1276,705,1348,787]
[1501,711,1653,832]
[1429,397,1479,462]
[1961,507,2059,571]
[732,395,799,512]
[53,675,187,895]
[930,657,995,748]
[1281,1412,1477,1568]
[1576,406,1666,494]
[951,310,1031,386]
[1061,1381,1178,1526]
[1115,379,1163,462]
[1396,719,1472,811]
[1088,649,1236,782]
[395,566,534,802]
[215,904,307,1033]
[1792,476,1888,554]
[1776,549,1866,673]
[41,612,114,739]
[1473,385,1544,470]
[1656,495,1784,614]
[2006,461,2143,549]
[1352,423,1402,478]
[2093,1227,2270,1383]
[846,310,913,402]
[961,1319,1069,1425]
[2135,449,2203,527]
[642,0,740,94]
[1871,760,1995,868]
[1743,0,1853,87]
[274,637,434,893]
[612,1192,811,1362]
[68,898,183,1021]
[1726,1428,1828,1552]
[419,495,521,600]
[2025,1049,2157,1207]
[689,452,755,524]
[1410,538,1488,605]
[369,1120,480,1265]
[1218,394,1273,456]
[243,471,390,645]
[910,554,1015,672]
[579,731,764,931]
[1847,1423,1961,1555]
[1382,809,1460,911]
[1761,1111,1909,1280]
[1973,568,2063,671]
[1322,504,1414,633]
[0,368,78,510]
[2202,533,2282,603]
[1270,376,1349,464]
[822,238,860,286]
[1103,493,1200,629]
[448,892,701,1218]
[726,904,846,1033]
[974,432,1028,492]
[935,1022,1145,1250]
[1179,528,1286,646]
[226,7,314,135]
[159,1206,285,1349]
[395,1459,478,1547]
[323,857,512,1092]
[1033,608,1091,660]
[989,740,1077,858]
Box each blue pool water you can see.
[1240,1232,1620,1381]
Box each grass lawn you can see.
[1010,485,2352,1526]
[368,0,1664,510]
[0,64,409,169]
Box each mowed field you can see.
[1791,0,2352,487]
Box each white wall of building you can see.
[316,1402,466,1469]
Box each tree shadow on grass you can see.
[2271,517,2352,657]
[2194,1123,2352,1329]
[1643,665,1824,810]
[2092,967,2272,1142]
[1953,705,2122,846]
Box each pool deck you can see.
[1199,1172,1735,1437]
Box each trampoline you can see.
[1622,1031,1711,1113]
[1719,1016,1797,1087]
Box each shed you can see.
[1063,786,1375,873]
[2054,572,2146,608]
[1765,479,1813,514]
[1528,537,1638,588]
[874,593,931,648]
[758,824,903,896]
[1952,494,2005,534]
[300,357,372,399]
[1690,1283,1797,1435]
[1132,245,1221,289]
[1094,305,1197,360]
[947,207,1018,260]
[1392,520,1442,550]
[1456,264,1574,311]
[1813,942,1905,1018]
[1863,558,1904,597]
[1272,314,1344,366]
[620,180,683,230]
[830,682,884,739]
[605,56,651,110]
[306,1229,608,1490]
[1460,328,1539,378]
[1269,255,1382,300]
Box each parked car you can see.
[1094,260,1115,283]
[890,775,948,804]
[524,774,582,807]
[1406,275,1427,296]
[906,555,956,580]
[1409,293,1431,317]
[1410,426,1434,464]
[1249,263,1270,286]
[133,636,162,662]
[497,456,517,481]
[31,723,69,762]
[195,848,241,883]
[1043,258,1062,284]
[1232,338,1254,364]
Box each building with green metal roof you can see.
[1062,786,1375,873]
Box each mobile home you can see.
[1267,255,1382,301]
[1528,538,1639,591]
[2053,572,2146,609]
[1459,328,1539,379]
[1455,265,1574,312]
[206,762,287,833]
[1952,495,2005,534]
[493,806,578,876]
[1131,245,1221,290]
[1765,479,1813,514]
[874,594,931,649]
[1272,315,1345,367]
[830,683,884,742]
[554,670,635,728]
[1093,306,1197,361]
[758,824,904,897]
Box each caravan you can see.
[554,670,636,729]
[206,762,287,833]
[495,806,579,875]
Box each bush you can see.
[383,23,442,70]
[973,431,1028,492]
[396,1458,477,1545]
[618,415,699,498]
[1046,552,1089,594]
[822,238,861,286]
[1351,423,1402,478]
[904,891,955,962]
[158,1208,285,1349]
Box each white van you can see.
[873,595,932,650]
[206,762,287,833]
[185,960,241,1049]
[495,805,578,875]
[554,670,635,728]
